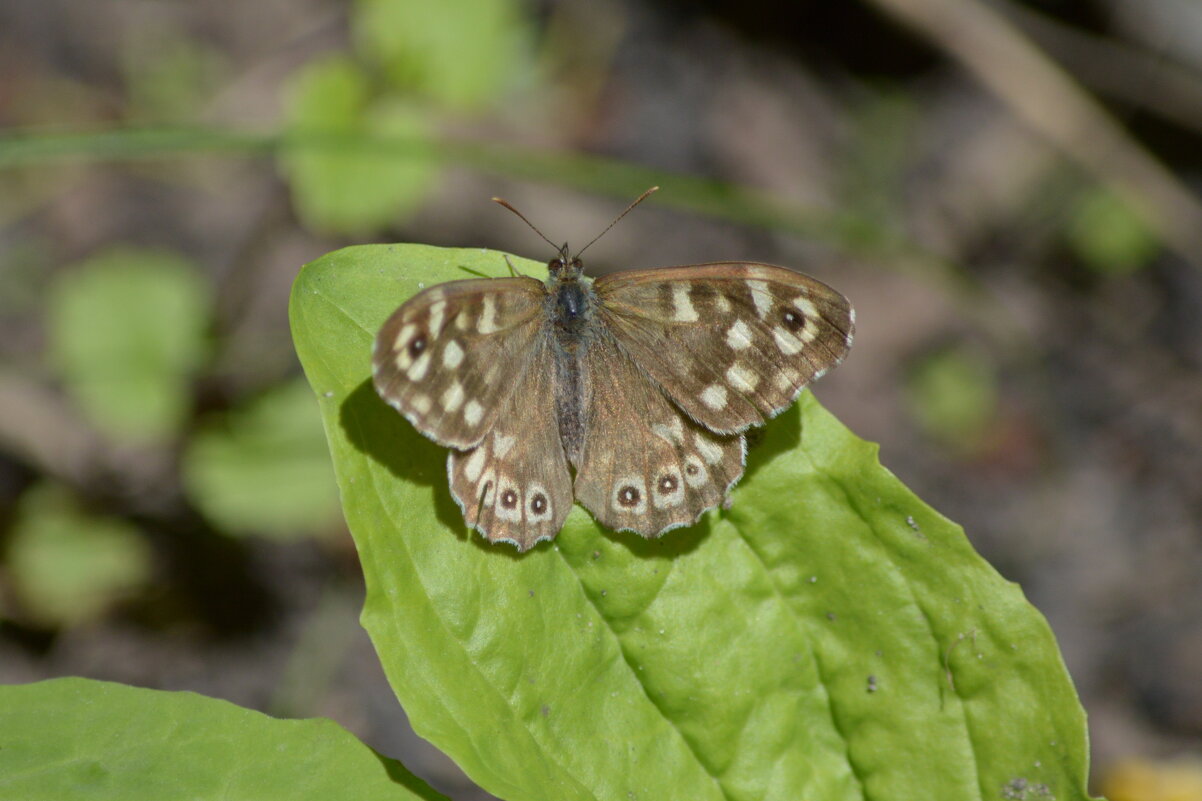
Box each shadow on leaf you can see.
[742,401,802,483]
[339,379,469,538]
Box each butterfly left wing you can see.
[372,276,546,450]
[594,263,853,434]
[447,334,573,550]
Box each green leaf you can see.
[182,378,340,538]
[0,677,446,801]
[48,247,210,443]
[290,244,1098,801]
[6,484,151,628]
[280,56,436,234]
[352,0,530,110]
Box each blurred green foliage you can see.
[280,55,436,234]
[353,0,530,110]
[1068,186,1158,276]
[279,0,530,234]
[122,33,228,123]
[6,484,151,628]
[906,343,999,449]
[48,248,210,444]
[183,379,340,538]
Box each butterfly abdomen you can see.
[547,278,598,466]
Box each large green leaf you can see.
[0,678,445,801]
[290,244,1097,801]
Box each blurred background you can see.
[1,0,1200,798]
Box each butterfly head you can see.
[548,243,585,283]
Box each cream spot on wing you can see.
[611,475,647,515]
[715,293,732,313]
[672,284,699,322]
[797,317,819,344]
[775,368,801,391]
[694,433,724,465]
[652,467,685,509]
[441,381,465,413]
[456,309,471,330]
[526,484,552,523]
[463,400,484,426]
[747,280,772,319]
[682,454,709,488]
[393,323,417,353]
[701,383,728,410]
[792,295,818,319]
[407,351,432,381]
[428,300,447,334]
[493,433,516,458]
[393,323,418,369]
[478,296,499,334]
[725,319,753,351]
[651,417,685,445]
[773,326,804,355]
[464,447,487,482]
[442,340,464,368]
[726,363,759,393]
[410,393,432,415]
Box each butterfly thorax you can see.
[546,254,596,349]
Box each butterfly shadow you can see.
[604,515,713,560]
[741,402,803,483]
[339,379,476,542]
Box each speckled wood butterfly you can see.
[372,189,854,550]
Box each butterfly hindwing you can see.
[573,332,745,536]
[447,335,573,550]
[594,263,854,434]
[372,277,546,449]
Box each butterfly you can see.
[371,189,854,551]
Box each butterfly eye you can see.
[500,488,520,509]
[657,474,678,494]
[781,309,806,332]
[408,334,428,359]
[617,485,641,508]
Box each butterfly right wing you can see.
[448,334,573,550]
[372,277,546,450]
[594,263,853,435]
[572,331,746,537]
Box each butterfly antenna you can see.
[491,197,560,252]
[574,186,659,259]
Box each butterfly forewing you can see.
[595,263,854,435]
[372,277,546,449]
[448,336,573,550]
[573,332,745,536]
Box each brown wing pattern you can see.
[447,335,572,550]
[572,332,745,537]
[594,263,853,435]
[372,277,546,449]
